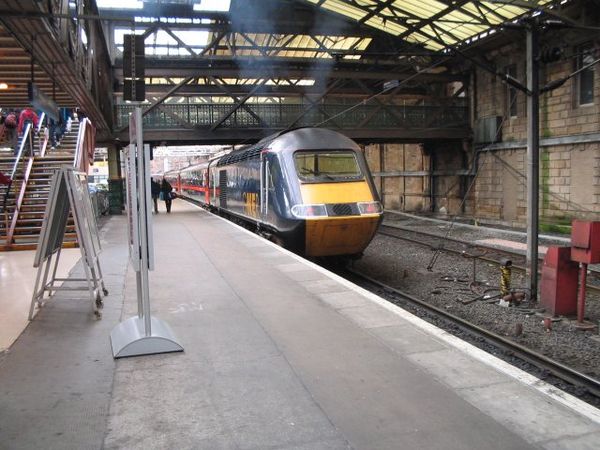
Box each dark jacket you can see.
[151,179,161,197]
[160,180,172,196]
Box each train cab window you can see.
[294,151,362,182]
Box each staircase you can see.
[0,121,81,251]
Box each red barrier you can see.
[540,246,578,316]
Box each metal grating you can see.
[327,203,359,216]
[219,170,227,208]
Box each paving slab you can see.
[0,202,598,450]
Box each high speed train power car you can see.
[166,127,383,258]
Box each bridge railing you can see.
[115,101,469,130]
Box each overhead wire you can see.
[185,1,560,157]
[425,88,520,271]
[488,149,594,213]
[310,0,538,129]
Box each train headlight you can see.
[291,204,328,218]
[357,201,383,215]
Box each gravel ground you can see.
[384,211,573,248]
[350,214,600,386]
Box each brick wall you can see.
[360,10,600,226]
[361,134,600,228]
[430,143,466,215]
[363,143,431,212]
[363,142,472,214]
[474,39,600,143]
[472,143,600,227]
[471,34,600,226]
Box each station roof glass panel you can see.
[103,0,567,63]
[304,0,557,51]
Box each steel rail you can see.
[378,224,600,294]
[346,268,600,399]
[383,222,540,261]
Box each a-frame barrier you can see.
[29,166,107,319]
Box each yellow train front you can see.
[208,127,383,258]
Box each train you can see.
[164,127,383,258]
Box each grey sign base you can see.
[110,316,184,358]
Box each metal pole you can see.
[526,22,540,301]
[577,263,588,323]
[135,107,152,336]
[136,271,143,320]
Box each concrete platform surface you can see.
[0,201,599,450]
[0,248,81,350]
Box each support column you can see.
[526,22,540,301]
[107,142,123,214]
[379,144,385,207]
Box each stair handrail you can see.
[9,122,32,179]
[5,152,35,248]
[73,118,95,172]
[74,118,86,170]
[36,112,49,157]
[36,112,45,134]
[39,126,50,157]
[2,123,33,244]
[2,122,32,211]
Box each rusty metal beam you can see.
[114,126,470,146]
[143,76,195,116]
[210,78,268,127]
[161,26,197,56]
[1,1,112,130]
[210,79,268,131]
[285,79,344,130]
[114,83,427,97]
[114,60,464,83]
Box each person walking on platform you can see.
[151,178,160,213]
[160,178,173,213]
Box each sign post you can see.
[110,106,183,358]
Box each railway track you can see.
[345,268,600,402]
[379,222,600,294]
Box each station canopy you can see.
[102,0,564,57]
[306,0,557,50]
[0,0,572,110]
[97,0,571,108]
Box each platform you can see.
[0,201,599,450]
[0,247,80,350]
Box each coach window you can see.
[575,42,595,106]
[505,64,518,118]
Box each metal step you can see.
[20,198,49,205]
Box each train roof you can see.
[170,128,360,174]
[215,128,359,167]
[176,161,210,173]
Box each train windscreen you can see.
[294,151,362,182]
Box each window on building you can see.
[505,64,518,118]
[576,42,595,106]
